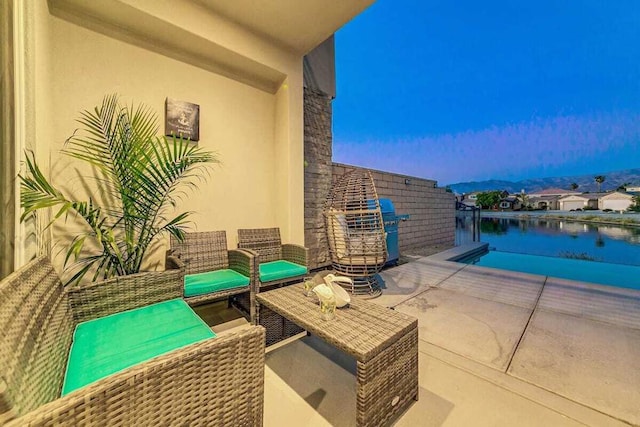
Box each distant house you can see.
[458,192,481,208]
[498,196,521,210]
[527,195,559,210]
[626,186,640,192]
[599,192,634,211]
[558,192,613,210]
[558,194,590,210]
[529,188,580,210]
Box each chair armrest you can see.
[228,249,257,286]
[67,267,185,324]
[282,244,308,268]
[166,254,186,270]
[230,249,258,323]
[7,326,266,427]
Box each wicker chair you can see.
[235,227,308,345]
[237,227,308,287]
[325,169,387,297]
[0,256,265,426]
[166,230,257,322]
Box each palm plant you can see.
[20,95,217,284]
[594,175,605,192]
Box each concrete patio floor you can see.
[200,244,639,426]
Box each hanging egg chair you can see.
[324,169,387,298]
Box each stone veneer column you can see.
[303,87,333,269]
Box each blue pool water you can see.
[466,250,640,290]
[477,217,640,266]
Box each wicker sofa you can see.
[0,256,265,426]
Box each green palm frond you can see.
[20,95,217,284]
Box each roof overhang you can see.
[193,0,374,55]
[48,0,374,92]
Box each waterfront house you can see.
[558,192,612,210]
[527,195,561,210]
[498,196,521,210]
[457,192,480,208]
[558,194,591,210]
[528,188,579,210]
[599,191,635,211]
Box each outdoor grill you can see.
[379,198,410,266]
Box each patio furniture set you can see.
[0,225,418,426]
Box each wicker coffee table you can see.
[256,284,418,427]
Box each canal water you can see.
[477,216,640,266]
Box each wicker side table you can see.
[256,284,418,427]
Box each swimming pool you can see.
[464,250,640,290]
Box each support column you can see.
[0,0,15,279]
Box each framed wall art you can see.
[165,98,200,142]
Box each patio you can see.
[204,243,638,426]
[3,2,638,425]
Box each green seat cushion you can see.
[259,260,307,283]
[62,298,215,396]
[184,269,250,297]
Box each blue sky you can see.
[333,0,640,185]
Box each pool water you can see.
[476,217,640,266]
[465,250,640,290]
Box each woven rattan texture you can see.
[237,230,308,285]
[0,256,74,421]
[1,257,266,426]
[237,228,282,263]
[258,305,305,346]
[170,231,229,275]
[256,284,416,362]
[256,283,418,426]
[68,268,184,324]
[356,328,419,426]
[282,244,308,268]
[167,232,256,318]
[324,169,387,295]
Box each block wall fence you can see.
[303,88,456,270]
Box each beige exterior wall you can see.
[600,192,633,211]
[16,1,308,271]
[559,196,588,211]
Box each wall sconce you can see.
[405,179,411,185]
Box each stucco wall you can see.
[21,2,305,272]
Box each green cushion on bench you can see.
[184,269,250,297]
[62,298,215,396]
[259,260,307,283]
